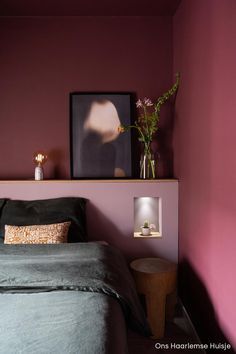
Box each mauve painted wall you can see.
[0,16,173,179]
[0,180,178,262]
[174,0,236,348]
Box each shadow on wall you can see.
[152,99,177,179]
[47,149,67,179]
[86,202,157,261]
[179,259,234,353]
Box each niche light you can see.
[133,197,162,238]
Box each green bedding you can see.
[0,243,150,353]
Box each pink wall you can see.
[0,180,179,262]
[174,0,236,348]
[0,16,173,179]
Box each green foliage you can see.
[143,220,149,228]
[120,73,180,152]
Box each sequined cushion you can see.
[4,222,71,244]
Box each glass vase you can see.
[140,151,156,179]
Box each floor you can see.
[127,303,206,354]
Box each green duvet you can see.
[0,243,150,354]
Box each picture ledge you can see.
[0,179,178,183]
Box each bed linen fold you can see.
[0,243,150,336]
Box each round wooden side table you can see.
[130,257,177,339]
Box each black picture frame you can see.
[70,92,134,179]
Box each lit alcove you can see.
[134,197,162,238]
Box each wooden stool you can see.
[130,257,177,339]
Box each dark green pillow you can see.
[0,197,87,243]
[0,199,8,240]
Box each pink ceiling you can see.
[0,0,181,16]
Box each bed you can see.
[0,198,150,354]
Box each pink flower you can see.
[144,97,153,106]
[149,224,156,230]
[136,99,143,108]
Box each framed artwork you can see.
[70,92,133,179]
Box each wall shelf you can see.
[134,232,161,238]
[0,179,178,184]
